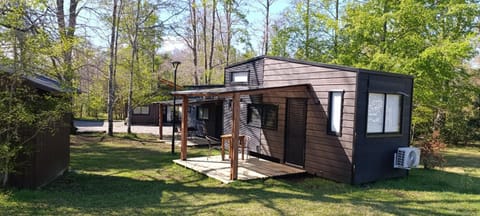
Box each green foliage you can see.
[0,74,68,187]
[271,0,480,144]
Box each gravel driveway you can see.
[74,120,173,135]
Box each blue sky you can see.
[79,0,290,54]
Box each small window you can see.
[247,104,278,130]
[231,71,248,83]
[367,93,402,134]
[328,91,344,136]
[133,106,149,115]
[197,106,209,120]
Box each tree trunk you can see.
[264,0,270,55]
[127,0,141,134]
[56,0,78,85]
[334,0,339,57]
[108,0,119,136]
[191,0,199,85]
[225,1,232,65]
[208,0,216,84]
[203,0,208,84]
[304,0,310,59]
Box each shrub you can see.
[421,130,446,169]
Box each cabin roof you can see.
[157,97,221,105]
[172,84,311,97]
[225,55,413,79]
[0,66,68,93]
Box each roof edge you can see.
[225,55,413,79]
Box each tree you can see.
[337,0,480,142]
[0,1,68,187]
[55,0,79,87]
[269,0,349,62]
[108,0,122,136]
[256,0,276,55]
[172,0,200,85]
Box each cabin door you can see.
[284,98,307,167]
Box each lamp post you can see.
[171,61,181,154]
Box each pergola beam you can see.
[169,84,311,181]
[158,104,163,140]
[181,95,188,160]
[230,93,240,180]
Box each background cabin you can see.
[222,56,413,184]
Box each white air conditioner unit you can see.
[394,147,420,169]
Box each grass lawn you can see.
[1,133,479,215]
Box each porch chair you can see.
[220,134,250,161]
[205,135,220,159]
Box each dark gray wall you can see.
[225,58,264,87]
[353,72,413,184]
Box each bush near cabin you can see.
[0,74,67,187]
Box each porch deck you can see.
[173,155,306,183]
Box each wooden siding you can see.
[130,103,160,125]
[263,58,357,183]
[10,114,70,188]
[225,58,264,87]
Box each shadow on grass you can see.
[5,134,478,215]
[5,171,479,215]
[369,168,480,194]
[444,152,480,169]
[70,134,215,173]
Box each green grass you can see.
[1,133,479,215]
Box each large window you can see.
[367,93,402,134]
[231,71,248,84]
[197,106,209,120]
[133,106,149,115]
[247,104,278,130]
[328,91,344,136]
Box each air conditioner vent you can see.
[394,147,420,169]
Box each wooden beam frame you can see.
[181,96,188,160]
[169,85,311,181]
[159,104,163,140]
[230,93,240,180]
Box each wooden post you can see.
[159,104,163,140]
[181,95,188,160]
[230,93,240,180]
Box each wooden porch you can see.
[173,155,306,184]
[170,84,311,181]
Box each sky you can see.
[79,0,290,55]
[160,0,290,53]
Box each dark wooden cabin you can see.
[129,103,161,125]
[158,99,224,138]
[219,56,414,184]
[129,78,182,126]
[1,69,71,188]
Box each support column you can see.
[181,95,188,160]
[230,93,240,180]
[159,104,163,140]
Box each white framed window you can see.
[133,106,150,115]
[231,71,248,83]
[367,93,402,134]
[328,91,344,136]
